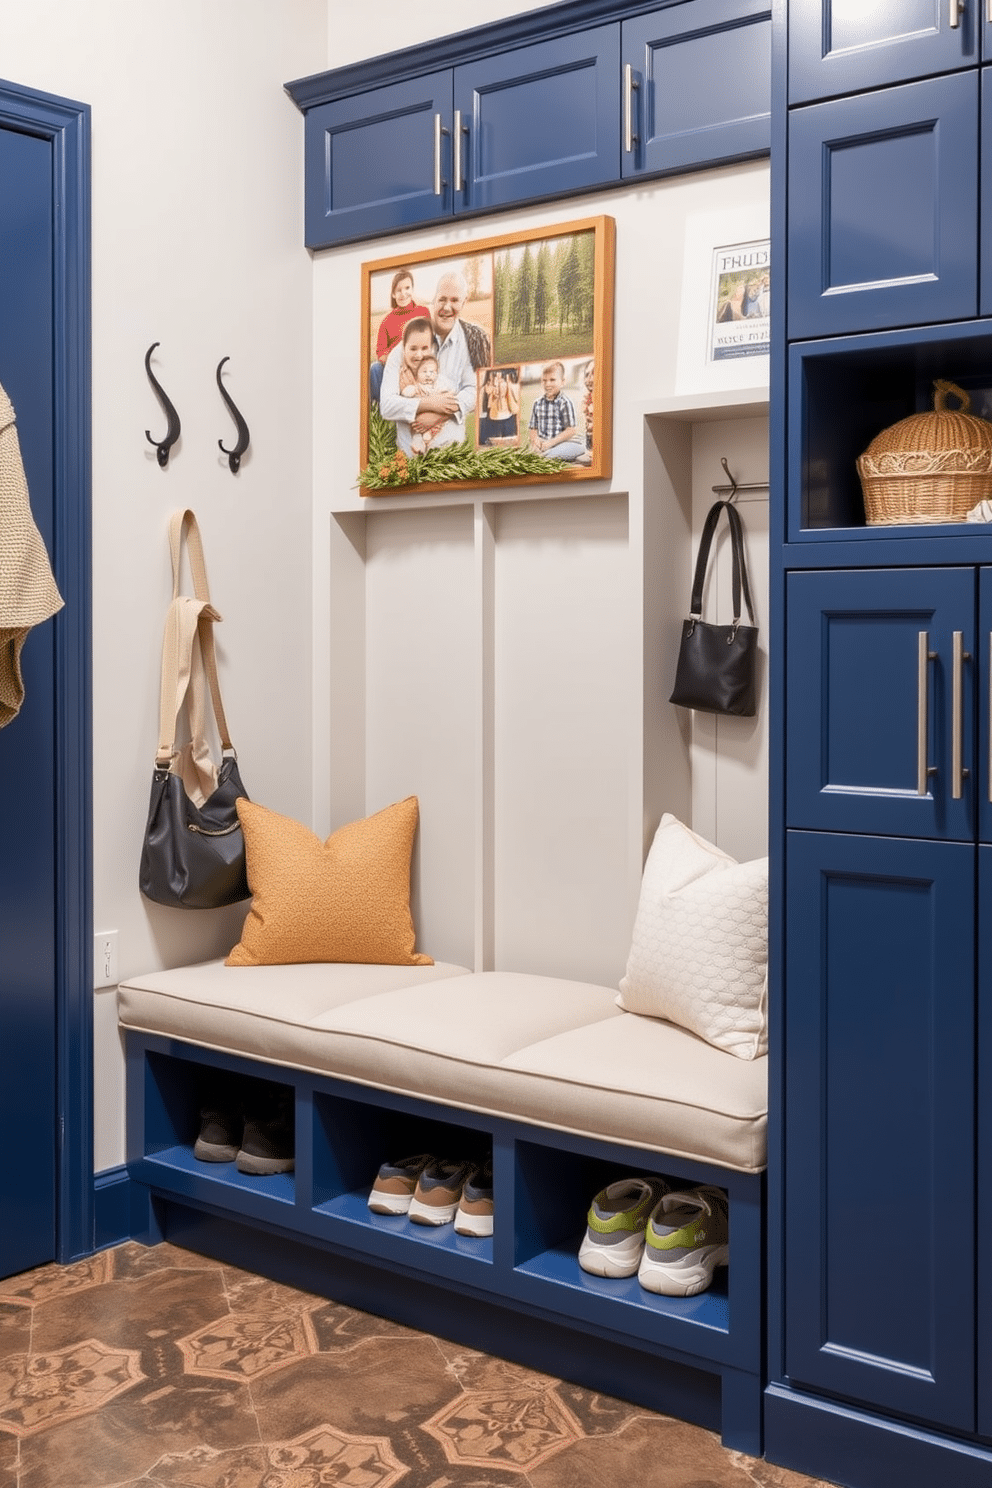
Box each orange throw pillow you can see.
[226,795,433,967]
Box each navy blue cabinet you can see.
[773,0,992,1478]
[453,26,620,213]
[300,34,621,246]
[789,0,977,104]
[778,564,992,1459]
[786,567,976,839]
[289,0,772,249]
[784,829,975,1429]
[787,73,979,340]
[303,72,455,245]
[620,0,770,179]
[980,69,992,318]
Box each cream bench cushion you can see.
[118,962,767,1175]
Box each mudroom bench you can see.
[119,958,767,1453]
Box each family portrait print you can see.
[359,216,614,493]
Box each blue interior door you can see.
[0,122,57,1277]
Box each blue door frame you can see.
[0,77,92,1265]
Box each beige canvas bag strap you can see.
[155,593,214,744]
[165,509,235,753]
[169,508,210,602]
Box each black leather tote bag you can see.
[139,511,250,909]
[669,499,758,717]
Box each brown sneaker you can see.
[408,1157,476,1227]
[367,1153,433,1215]
[454,1158,494,1237]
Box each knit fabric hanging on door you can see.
[0,380,64,727]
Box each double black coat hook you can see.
[216,356,251,473]
[144,343,181,467]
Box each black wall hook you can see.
[216,356,250,473]
[144,343,181,467]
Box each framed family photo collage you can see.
[359,216,615,495]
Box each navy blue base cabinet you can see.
[785,828,975,1429]
[773,2,992,1476]
[771,557,992,1479]
[125,1031,765,1454]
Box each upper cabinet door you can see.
[303,72,453,248]
[453,27,620,213]
[787,567,976,840]
[980,71,992,315]
[789,0,977,104]
[787,73,978,340]
[621,0,770,179]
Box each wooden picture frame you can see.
[359,215,614,495]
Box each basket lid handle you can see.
[934,379,971,413]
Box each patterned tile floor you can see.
[0,1242,835,1488]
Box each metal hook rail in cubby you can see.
[711,456,769,501]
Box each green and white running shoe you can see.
[637,1185,729,1297]
[578,1176,671,1278]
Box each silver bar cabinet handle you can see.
[950,0,964,26]
[952,630,970,799]
[453,109,464,194]
[433,113,450,197]
[918,631,937,796]
[624,64,639,153]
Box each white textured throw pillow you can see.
[618,814,768,1060]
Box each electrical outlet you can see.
[94,930,119,989]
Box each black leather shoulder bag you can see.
[669,498,758,718]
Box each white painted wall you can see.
[3,0,326,1170]
[313,171,770,986]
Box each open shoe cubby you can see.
[789,319,992,540]
[126,1033,763,1453]
[136,1047,297,1214]
[511,1137,730,1339]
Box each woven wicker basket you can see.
[856,380,992,526]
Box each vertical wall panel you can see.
[364,506,476,967]
[494,494,631,986]
[688,415,769,864]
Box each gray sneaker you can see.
[578,1176,672,1278]
[637,1185,729,1296]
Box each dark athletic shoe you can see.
[193,1107,242,1163]
[236,1088,295,1175]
